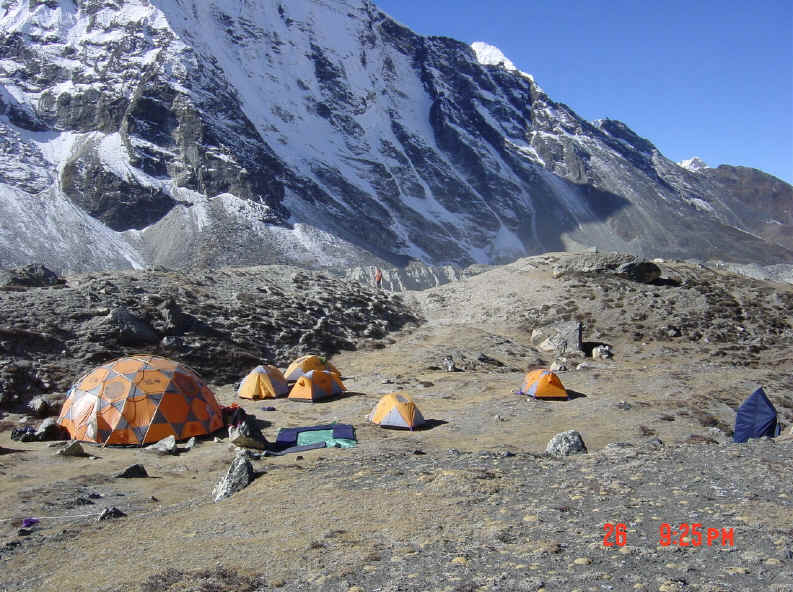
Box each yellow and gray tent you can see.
[288,370,346,402]
[284,355,340,381]
[519,369,568,400]
[368,392,426,429]
[238,365,289,399]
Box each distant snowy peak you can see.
[471,41,537,85]
[679,157,709,172]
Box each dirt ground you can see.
[1,253,792,591]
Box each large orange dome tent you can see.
[57,355,224,445]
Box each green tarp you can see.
[296,429,357,448]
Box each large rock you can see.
[145,435,177,455]
[553,253,661,284]
[35,417,68,441]
[552,253,636,278]
[212,453,254,502]
[546,430,588,456]
[56,440,89,457]
[616,260,661,284]
[228,419,269,451]
[532,321,582,354]
[115,464,149,478]
[90,306,159,345]
[0,264,64,288]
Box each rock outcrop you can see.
[0,264,419,410]
[212,454,255,502]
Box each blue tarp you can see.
[733,387,780,443]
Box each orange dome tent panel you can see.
[519,369,568,399]
[288,370,346,402]
[57,355,223,445]
[369,392,426,429]
[238,365,289,399]
[284,355,340,381]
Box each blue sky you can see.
[374,0,793,184]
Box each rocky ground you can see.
[1,252,792,592]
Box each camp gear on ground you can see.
[57,355,223,445]
[734,387,781,443]
[238,365,288,399]
[284,355,340,381]
[287,369,346,402]
[518,369,568,400]
[368,392,426,429]
[275,423,356,450]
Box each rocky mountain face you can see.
[0,0,792,273]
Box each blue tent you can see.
[733,387,780,443]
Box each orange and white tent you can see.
[368,392,426,429]
[519,369,568,399]
[57,355,224,445]
[284,355,340,381]
[288,369,346,402]
[238,365,288,399]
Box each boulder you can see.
[35,417,69,441]
[115,464,149,478]
[159,297,188,334]
[591,345,612,360]
[616,260,661,284]
[97,507,126,521]
[552,253,661,284]
[212,454,254,502]
[228,417,268,450]
[552,253,636,278]
[57,441,88,457]
[90,307,159,345]
[550,358,568,373]
[0,264,64,288]
[145,435,177,455]
[28,396,50,417]
[534,321,582,354]
[546,430,588,456]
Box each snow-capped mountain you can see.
[678,157,709,173]
[1,0,791,272]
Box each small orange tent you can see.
[519,369,568,399]
[238,365,288,399]
[284,355,340,381]
[57,355,224,445]
[288,370,345,402]
[368,392,426,429]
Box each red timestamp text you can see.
[602,523,627,547]
[659,523,734,547]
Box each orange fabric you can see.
[521,369,568,399]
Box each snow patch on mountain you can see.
[679,157,709,172]
[471,41,538,86]
[0,183,144,272]
[471,41,517,71]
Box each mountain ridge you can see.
[1,0,791,273]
